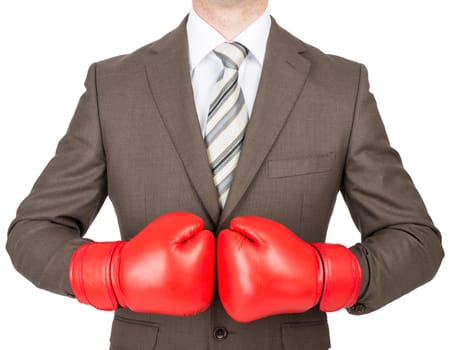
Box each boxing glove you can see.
[217,216,361,322]
[69,212,215,316]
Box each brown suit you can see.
[6,14,443,350]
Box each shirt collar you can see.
[186,7,271,72]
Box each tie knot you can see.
[213,41,249,70]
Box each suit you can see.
[6,13,444,350]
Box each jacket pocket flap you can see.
[268,152,335,178]
[110,316,159,349]
[281,321,331,350]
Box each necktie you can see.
[205,41,249,209]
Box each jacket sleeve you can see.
[6,63,107,298]
[341,64,444,315]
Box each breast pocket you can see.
[267,152,335,178]
[109,315,159,350]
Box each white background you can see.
[1,1,451,349]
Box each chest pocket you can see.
[267,152,335,178]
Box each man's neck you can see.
[192,0,268,41]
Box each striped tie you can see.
[205,41,249,209]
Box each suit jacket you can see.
[6,14,444,350]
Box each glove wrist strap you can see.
[69,241,124,310]
[311,243,362,312]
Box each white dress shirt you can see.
[186,7,271,138]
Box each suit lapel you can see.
[218,17,311,229]
[144,15,221,225]
[143,14,311,229]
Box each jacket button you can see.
[213,327,228,340]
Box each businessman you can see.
[6,0,444,349]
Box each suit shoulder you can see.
[91,24,181,76]
[274,21,362,73]
[275,24,364,96]
[91,43,151,76]
[274,22,362,84]
[303,41,362,77]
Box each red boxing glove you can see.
[69,212,215,316]
[217,216,361,322]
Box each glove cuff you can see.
[69,241,124,310]
[311,243,362,312]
